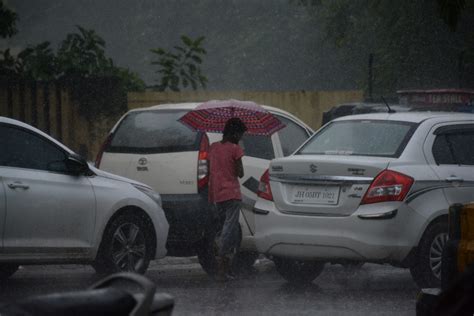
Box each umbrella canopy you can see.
[178,99,286,136]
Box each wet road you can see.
[0,258,418,315]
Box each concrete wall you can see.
[128,90,363,130]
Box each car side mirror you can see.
[66,154,90,175]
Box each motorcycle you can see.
[0,272,174,316]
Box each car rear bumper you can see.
[254,199,426,263]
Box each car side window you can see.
[433,128,474,165]
[432,135,455,164]
[277,116,310,156]
[0,124,68,172]
[240,135,274,160]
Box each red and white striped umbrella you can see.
[178,99,285,136]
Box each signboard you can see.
[397,89,474,108]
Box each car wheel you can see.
[0,264,19,280]
[195,231,219,276]
[93,213,155,275]
[273,257,325,284]
[410,220,448,288]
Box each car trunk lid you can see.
[269,155,392,216]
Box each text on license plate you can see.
[291,185,340,205]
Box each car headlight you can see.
[132,184,162,208]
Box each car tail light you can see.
[197,134,209,190]
[95,133,113,168]
[257,169,273,201]
[361,169,414,205]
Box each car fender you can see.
[90,182,168,259]
[406,187,449,246]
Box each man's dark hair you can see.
[223,117,247,137]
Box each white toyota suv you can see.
[254,112,474,287]
[96,102,313,274]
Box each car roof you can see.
[127,101,313,131]
[332,111,474,123]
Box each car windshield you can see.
[109,110,200,154]
[298,120,417,157]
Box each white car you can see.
[0,116,169,279]
[254,111,474,287]
[96,102,313,274]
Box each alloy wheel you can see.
[111,223,147,272]
[429,232,448,279]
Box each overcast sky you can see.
[3,0,361,90]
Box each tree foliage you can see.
[112,67,146,92]
[0,49,16,76]
[0,23,145,118]
[150,35,207,91]
[0,24,146,92]
[16,42,57,81]
[0,0,17,38]
[56,25,113,77]
[298,0,474,96]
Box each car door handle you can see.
[446,176,464,183]
[7,182,30,190]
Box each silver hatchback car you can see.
[254,112,474,287]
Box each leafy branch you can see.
[150,35,208,91]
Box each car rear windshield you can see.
[297,120,417,158]
[107,110,201,154]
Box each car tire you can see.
[195,232,219,276]
[92,213,156,275]
[0,264,19,280]
[273,257,325,284]
[410,220,448,288]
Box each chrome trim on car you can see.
[358,209,398,220]
[278,209,350,217]
[269,174,373,185]
[404,180,474,203]
[252,207,270,215]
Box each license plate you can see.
[291,185,340,205]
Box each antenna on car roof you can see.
[381,96,396,113]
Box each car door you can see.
[425,122,474,206]
[0,123,95,257]
[239,115,312,234]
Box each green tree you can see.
[297,0,474,96]
[16,42,57,81]
[0,0,17,38]
[56,25,113,77]
[437,0,468,31]
[150,35,207,91]
[112,67,146,92]
[0,48,17,76]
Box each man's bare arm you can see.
[236,158,244,178]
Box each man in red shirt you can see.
[208,117,247,281]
